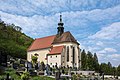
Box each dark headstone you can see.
[13,63,19,69]
[102,73,104,80]
[35,63,38,70]
[62,69,65,74]
[55,63,58,70]
[30,72,37,76]
[55,71,60,80]
[20,59,25,64]
[55,70,61,80]
[46,64,51,75]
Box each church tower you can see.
[57,14,64,35]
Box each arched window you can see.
[72,47,75,64]
[67,46,69,62]
[34,53,38,56]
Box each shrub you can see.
[72,74,77,80]
[32,56,38,64]
[20,64,24,67]
[21,70,29,80]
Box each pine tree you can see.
[112,67,116,78]
[117,65,120,76]
[86,51,94,70]
[81,49,87,70]
[93,53,99,72]
[100,63,108,74]
[107,62,112,75]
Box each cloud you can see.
[0,4,120,38]
[96,41,104,46]
[108,54,120,58]
[0,11,60,38]
[97,48,117,54]
[89,22,120,40]
[0,0,120,16]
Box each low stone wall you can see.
[71,71,95,75]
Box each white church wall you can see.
[47,54,61,67]
[27,48,50,64]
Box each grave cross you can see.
[25,61,29,72]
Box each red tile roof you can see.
[27,31,79,51]
[49,46,64,55]
[27,35,55,51]
[53,31,79,44]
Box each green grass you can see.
[32,76,55,80]
[0,68,55,80]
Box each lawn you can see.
[0,68,55,80]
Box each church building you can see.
[27,15,81,68]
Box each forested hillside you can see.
[0,20,33,59]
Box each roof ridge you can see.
[35,35,55,40]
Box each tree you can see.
[93,53,99,72]
[117,65,120,76]
[100,63,108,74]
[100,62,113,75]
[86,51,94,70]
[112,67,117,78]
[0,19,33,59]
[81,49,87,70]
[107,62,112,75]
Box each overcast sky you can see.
[0,0,120,66]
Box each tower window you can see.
[51,56,52,58]
[67,46,69,62]
[56,55,57,57]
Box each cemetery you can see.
[1,55,119,80]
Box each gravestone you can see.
[25,61,32,71]
[68,69,71,76]
[55,63,58,70]
[102,73,104,80]
[20,59,25,64]
[29,72,37,76]
[55,71,60,80]
[45,64,50,75]
[13,63,19,69]
[44,70,47,76]
[35,63,38,70]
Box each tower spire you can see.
[57,14,64,35]
[60,15,62,22]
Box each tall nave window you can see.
[67,46,69,62]
[72,47,75,64]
